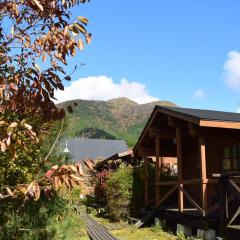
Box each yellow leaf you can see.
[23,123,32,130]
[11,27,14,36]
[1,142,6,152]
[42,53,47,62]
[70,165,78,173]
[16,184,28,194]
[33,63,41,72]
[26,182,34,194]
[77,39,84,50]
[33,0,44,11]
[77,16,89,25]
[63,26,69,36]
[51,165,59,170]
[76,162,85,176]
[6,187,13,196]
[70,174,84,182]
[85,33,92,45]
[75,23,86,34]
[9,122,18,128]
[32,182,40,201]
[0,121,7,126]
[6,136,11,146]
[55,176,62,189]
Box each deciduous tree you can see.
[0,0,91,156]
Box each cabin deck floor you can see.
[158,206,202,216]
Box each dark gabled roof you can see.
[133,105,240,153]
[158,106,240,122]
[63,138,128,162]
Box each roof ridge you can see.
[156,105,240,122]
[159,105,239,115]
[67,138,126,142]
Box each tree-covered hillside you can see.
[60,98,176,146]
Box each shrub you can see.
[0,185,84,240]
[94,169,110,205]
[0,190,66,240]
[106,168,133,221]
[103,161,177,222]
[104,164,155,221]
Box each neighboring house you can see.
[148,156,177,175]
[95,149,133,170]
[134,105,240,238]
[63,138,128,162]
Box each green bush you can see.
[106,168,134,221]
[0,118,83,240]
[104,162,178,222]
[0,191,66,240]
[0,186,84,240]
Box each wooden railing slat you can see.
[156,178,218,186]
[179,186,204,216]
[156,185,178,207]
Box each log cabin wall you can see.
[204,128,240,207]
[182,135,202,207]
[205,135,222,207]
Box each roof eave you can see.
[200,119,240,129]
[133,106,200,154]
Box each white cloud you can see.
[223,51,240,90]
[237,107,240,113]
[54,75,158,104]
[193,88,205,100]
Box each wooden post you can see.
[176,127,184,212]
[144,156,148,207]
[218,175,228,233]
[199,136,207,216]
[155,136,160,206]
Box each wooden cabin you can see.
[134,105,240,238]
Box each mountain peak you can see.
[107,97,138,106]
[62,97,176,146]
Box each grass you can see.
[48,213,89,240]
[90,213,178,240]
[46,208,193,240]
[45,188,89,240]
[112,225,177,240]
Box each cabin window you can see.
[222,144,240,172]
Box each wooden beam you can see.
[200,120,240,129]
[157,178,218,186]
[158,108,199,125]
[155,136,160,206]
[188,123,200,136]
[199,136,207,215]
[168,116,186,128]
[137,146,176,157]
[176,127,184,212]
[227,206,240,226]
[180,186,204,215]
[138,147,154,156]
[144,156,148,207]
[133,109,159,153]
[156,185,178,207]
[148,127,175,139]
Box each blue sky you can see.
[58,0,240,112]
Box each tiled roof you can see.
[62,138,128,162]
